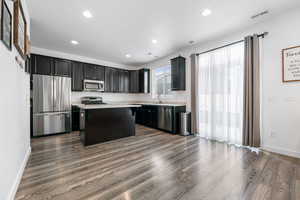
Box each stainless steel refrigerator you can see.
[32,75,72,136]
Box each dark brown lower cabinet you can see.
[80,107,135,146]
[134,105,186,134]
[135,106,158,128]
[72,106,80,131]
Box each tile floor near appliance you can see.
[15,125,300,200]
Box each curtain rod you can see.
[196,32,268,56]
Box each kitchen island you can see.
[75,104,141,146]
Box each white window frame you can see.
[152,64,172,98]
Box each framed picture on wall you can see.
[25,34,31,56]
[282,46,300,82]
[1,0,12,50]
[0,0,2,37]
[13,0,27,58]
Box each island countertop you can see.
[73,103,142,110]
[135,103,186,107]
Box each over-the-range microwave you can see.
[83,80,105,92]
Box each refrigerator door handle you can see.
[34,111,70,116]
[53,77,57,111]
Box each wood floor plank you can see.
[15,125,300,200]
[16,136,200,199]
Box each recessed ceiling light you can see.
[152,39,158,44]
[202,9,212,17]
[125,54,132,58]
[71,40,79,45]
[83,10,93,18]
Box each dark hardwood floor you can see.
[16,125,300,200]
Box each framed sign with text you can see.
[282,46,300,82]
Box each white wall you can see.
[72,92,145,103]
[0,0,31,199]
[141,7,300,158]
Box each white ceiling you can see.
[28,0,300,66]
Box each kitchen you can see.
[30,53,188,146]
[1,0,300,200]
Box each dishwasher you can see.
[158,106,173,132]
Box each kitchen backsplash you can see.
[71,92,188,104]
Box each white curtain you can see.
[197,42,244,145]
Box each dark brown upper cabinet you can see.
[171,56,186,91]
[105,67,122,93]
[119,70,130,93]
[138,69,150,93]
[31,54,71,77]
[112,68,120,93]
[71,62,84,91]
[105,67,114,92]
[118,70,124,93]
[128,69,150,93]
[31,54,53,76]
[129,70,139,93]
[124,70,130,93]
[53,58,72,77]
[84,64,105,81]
[30,54,151,94]
[25,56,31,74]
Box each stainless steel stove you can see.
[81,97,106,105]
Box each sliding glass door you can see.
[197,42,244,145]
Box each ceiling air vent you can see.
[251,10,269,19]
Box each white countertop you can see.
[72,102,186,109]
[73,104,142,110]
[135,103,186,107]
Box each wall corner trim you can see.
[261,145,300,159]
[7,146,31,200]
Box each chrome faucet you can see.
[157,94,163,104]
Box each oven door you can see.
[84,80,104,92]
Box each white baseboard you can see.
[7,146,31,200]
[262,145,300,159]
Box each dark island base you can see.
[80,108,135,146]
